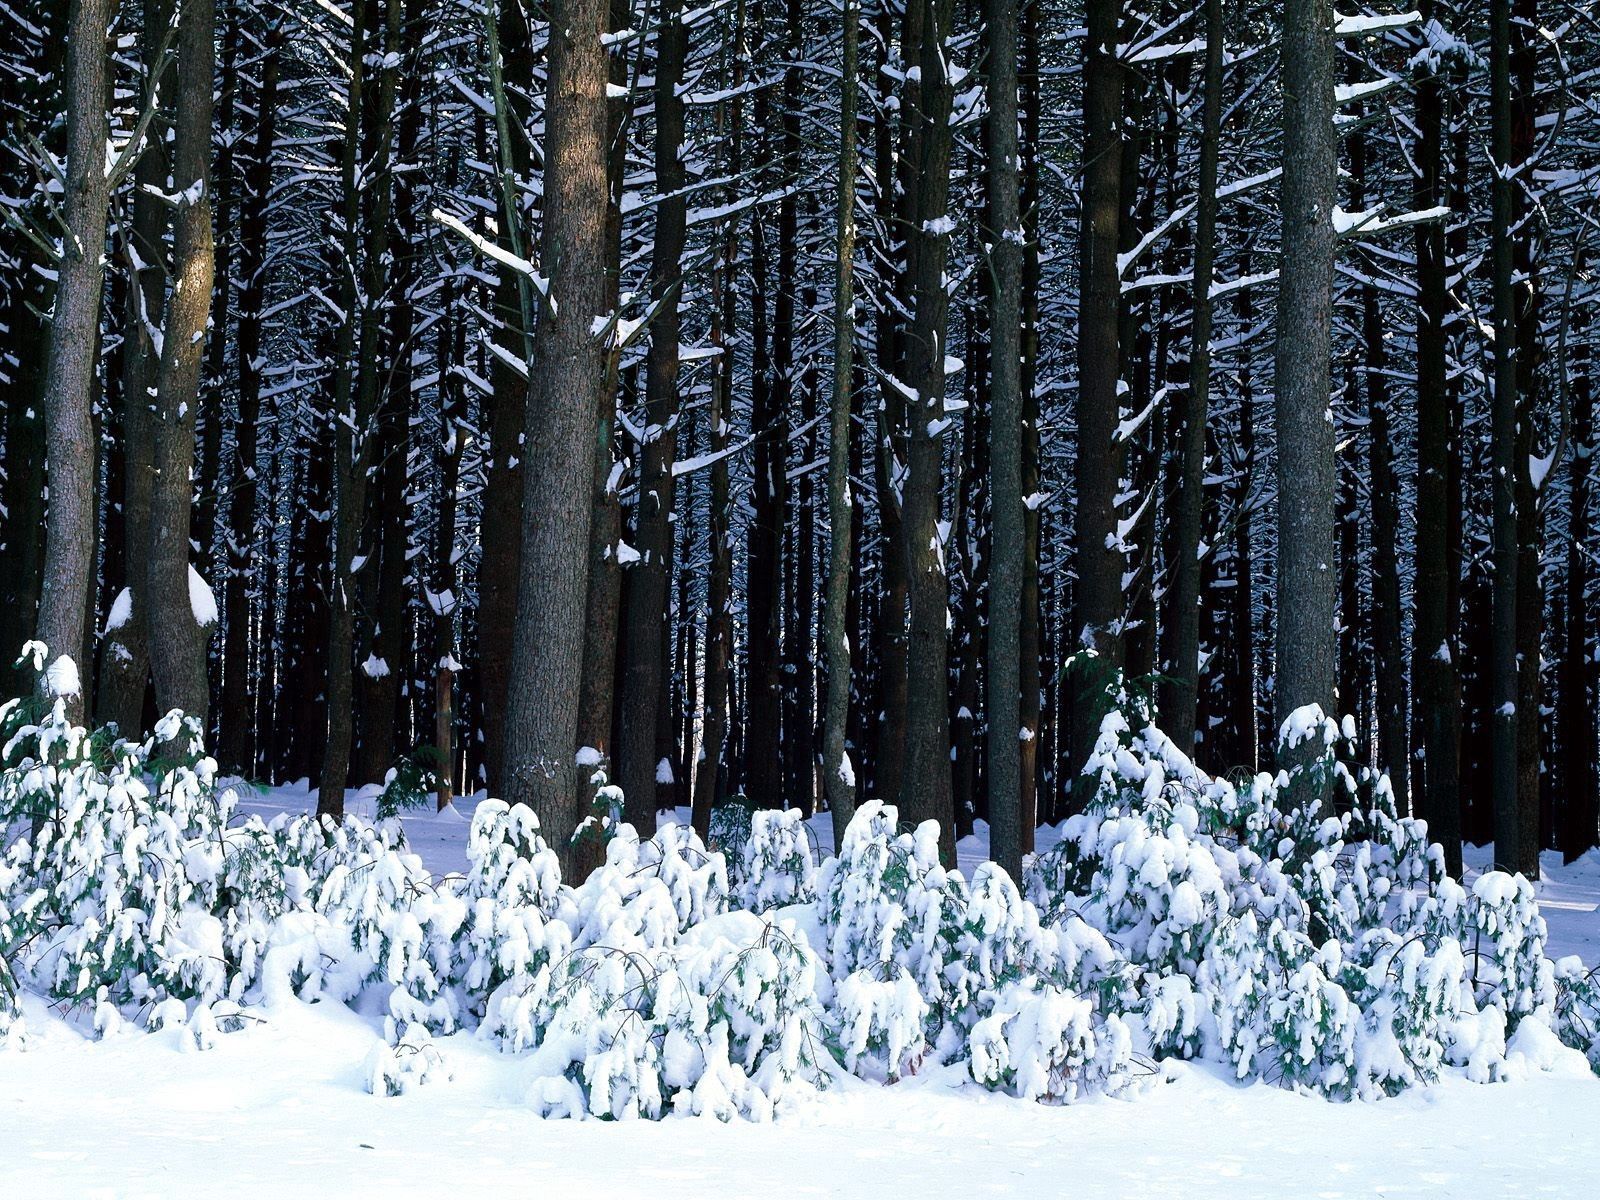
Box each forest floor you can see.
[3,782,1599,1198]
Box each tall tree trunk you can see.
[501,0,611,866]
[984,0,1023,877]
[1070,0,1126,773]
[872,0,908,807]
[1411,0,1461,872]
[355,0,419,785]
[1017,0,1042,847]
[898,0,957,859]
[1561,341,1596,861]
[821,0,860,843]
[146,0,217,725]
[1489,0,1521,870]
[217,14,281,771]
[1273,0,1337,809]
[1510,0,1542,878]
[33,0,117,717]
[692,15,745,838]
[478,0,535,790]
[98,0,172,734]
[1160,0,1222,756]
[619,0,688,833]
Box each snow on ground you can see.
[3,783,1599,1199]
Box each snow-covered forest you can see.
[4,0,1600,1191]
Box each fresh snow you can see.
[188,564,219,627]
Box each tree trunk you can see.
[984,0,1023,877]
[33,0,117,718]
[501,0,611,867]
[1273,0,1338,809]
[1410,0,1461,872]
[1489,0,1521,870]
[898,0,957,860]
[821,0,860,843]
[478,0,535,790]
[145,0,217,726]
[217,14,281,771]
[1561,340,1596,861]
[1160,0,1222,758]
[619,0,688,833]
[1070,0,1126,773]
[98,0,172,735]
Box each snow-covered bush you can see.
[833,966,928,1082]
[456,799,569,1000]
[1554,958,1600,1075]
[736,808,818,911]
[0,859,20,1048]
[1340,928,1466,1095]
[313,834,465,1040]
[5,651,1598,1117]
[970,979,1137,1103]
[520,913,830,1120]
[569,820,728,952]
[1,695,235,1016]
[1468,871,1556,1028]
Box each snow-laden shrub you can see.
[313,835,465,1040]
[522,913,830,1120]
[1264,933,1358,1095]
[1,697,235,1015]
[1468,871,1556,1028]
[736,808,818,911]
[1340,928,1466,1095]
[815,802,963,1008]
[367,1026,451,1096]
[0,856,20,1048]
[569,820,728,952]
[1554,958,1600,1075]
[832,966,928,1082]
[456,799,569,1001]
[969,978,1137,1102]
[1143,972,1202,1060]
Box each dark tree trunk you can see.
[896,0,957,860]
[500,0,612,866]
[984,0,1024,877]
[619,0,688,833]
[1070,0,1126,774]
[1160,0,1222,757]
[478,0,536,790]
[1489,0,1522,870]
[33,0,116,719]
[146,0,217,726]
[98,0,172,734]
[822,0,861,842]
[1273,0,1337,809]
[1411,0,1461,871]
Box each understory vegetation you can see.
[3,652,1598,1119]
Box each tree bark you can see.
[33,0,117,719]
[1273,0,1338,810]
[619,0,688,833]
[1070,0,1126,773]
[1410,0,1461,872]
[217,13,281,771]
[501,0,611,867]
[1160,0,1222,759]
[984,0,1023,877]
[897,0,957,860]
[1489,0,1521,869]
[146,0,217,727]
